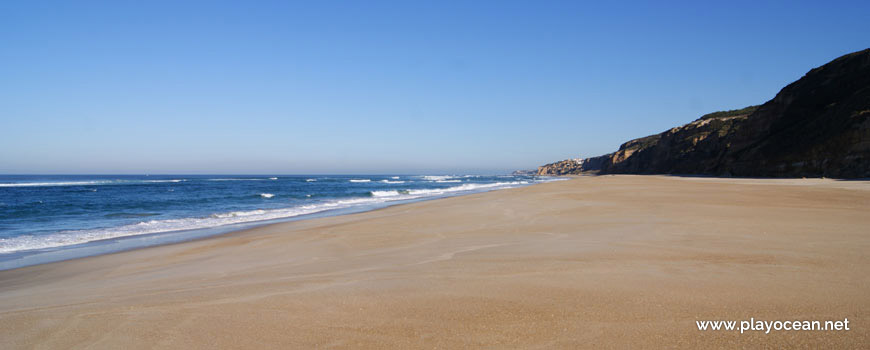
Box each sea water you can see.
[0,174,558,269]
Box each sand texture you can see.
[1,175,869,348]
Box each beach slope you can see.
[1,176,869,348]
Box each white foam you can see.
[370,190,400,197]
[207,178,265,181]
[0,178,552,254]
[422,175,455,181]
[260,193,275,198]
[391,176,401,179]
[0,196,405,254]
[306,179,317,182]
[349,179,371,183]
[269,177,278,180]
[407,181,527,196]
[0,204,335,253]
[435,180,461,183]
[380,180,405,184]
[0,179,185,187]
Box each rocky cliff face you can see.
[539,48,870,178]
[537,159,583,175]
[536,154,610,175]
[600,107,758,175]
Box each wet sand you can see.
[1,175,869,348]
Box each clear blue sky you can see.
[1,1,868,174]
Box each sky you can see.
[1,1,868,174]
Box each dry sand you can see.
[1,175,869,349]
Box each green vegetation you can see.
[697,105,760,120]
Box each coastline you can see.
[0,177,556,271]
[1,175,869,348]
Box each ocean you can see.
[0,174,557,269]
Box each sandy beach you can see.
[1,175,868,348]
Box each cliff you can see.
[537,155,610,175]
[538,48,870,178]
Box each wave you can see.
[407,181,528,196]
[421,175,455,181]
[370,181,529,198]
[0,177,553,254]
[259,193,275,198]
[0,179,184,187]
[349,179,371,183]
[0,192,447,254]
[0,205,337,253]
[391,176,401,179]
[207,178,267,181]
[370,190,400,197]
[435,180,462,183]
[80,188,98,192]
[104,212,160,218]
[269,177,278,180]
[306,178,317,182]
[380,180,405,184]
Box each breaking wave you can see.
[0,176,559,255]
[0,179,185,187]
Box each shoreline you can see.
[2,175,869,348]
[0,178,557,271]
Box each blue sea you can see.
[0,174,556,269]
